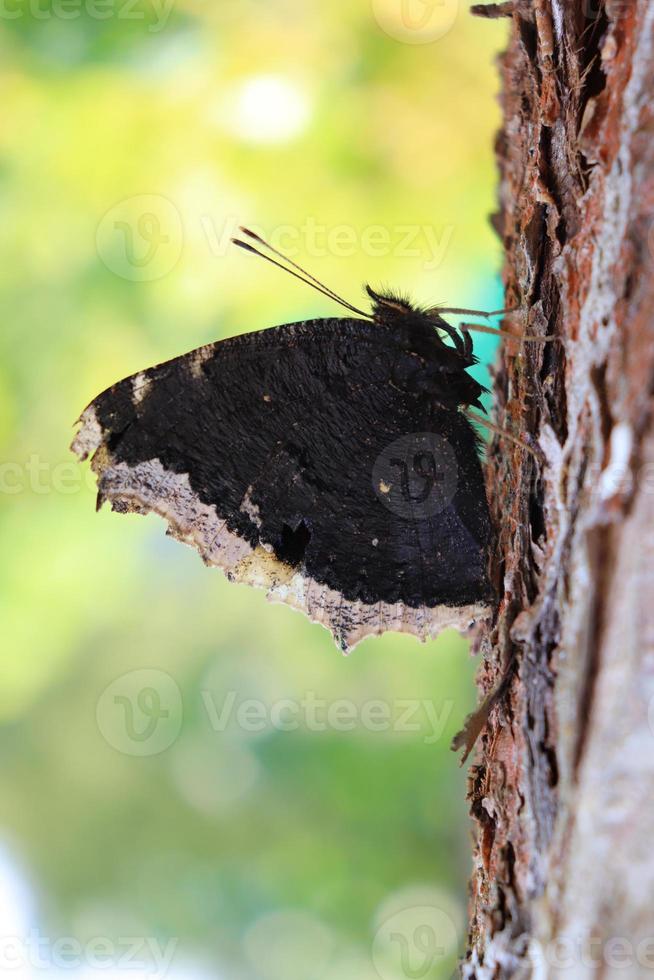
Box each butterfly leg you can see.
[457,321,556,343]
[451,656,518,762]
[464,409,545,461]
[433,305,517,318]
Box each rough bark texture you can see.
[462,2,654,977]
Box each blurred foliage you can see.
[0,1,506,976]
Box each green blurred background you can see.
[0,1,506,977]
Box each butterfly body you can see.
[72,289,493,650]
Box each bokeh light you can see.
[219,74,312,144]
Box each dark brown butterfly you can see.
[72,228,543,651]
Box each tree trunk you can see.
[460,2,654,976]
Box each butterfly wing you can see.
[72,317,492,651]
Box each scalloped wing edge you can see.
[71,406,491,653]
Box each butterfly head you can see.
[366,286,474,360]
[366,286,485,410]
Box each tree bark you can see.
[460,2,654,977]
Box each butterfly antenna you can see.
[464,408,545,462]
[231,238,370,316]
[236,226,372,319]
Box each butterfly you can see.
[72,228,537,652]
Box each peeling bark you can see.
[461,2,654,977]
